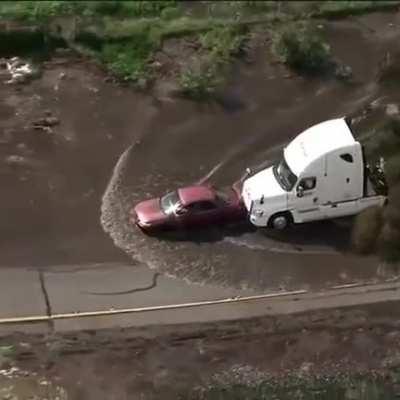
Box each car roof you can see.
[284,117,356,176]
[178,186,216,206]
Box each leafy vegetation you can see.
[0,1,179,22]
[360,117,400,262]
[272,22,332,73]
[189,372,396,400]
[0,1,399,91]
[179,25,247,99]
[179,63,222,99]
[0,345,15,359]
[313,0,400,18]
[99,40,154,83]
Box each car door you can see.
[184,201,221,227]
[289,177,325,223]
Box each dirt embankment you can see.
[1,301,400,399]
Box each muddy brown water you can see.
[2,13,400,291]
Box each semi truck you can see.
[241,117,388,230]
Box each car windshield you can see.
[160,191,182,215]
[273,156,297,191]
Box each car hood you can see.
[242,166,287,209]
[134,198,165,223]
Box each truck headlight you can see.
[254,210,264,217]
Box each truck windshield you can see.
[273,157,297,191]
[160,191,182,214]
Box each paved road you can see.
[1,262,399,335]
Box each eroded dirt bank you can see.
[1,301,400,399]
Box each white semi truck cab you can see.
[242,117,388,229]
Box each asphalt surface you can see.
[0,262,399,335]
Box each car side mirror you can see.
[175,207,187,216]
[297,185,304,198]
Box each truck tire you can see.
[268,212,292,230]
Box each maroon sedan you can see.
[131,184,245,232]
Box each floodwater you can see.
[2,13,400,291]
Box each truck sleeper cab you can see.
[242,117,388,229]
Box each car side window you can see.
[190,201,217,213]
[340,153,353,163]
[298,177,316,191]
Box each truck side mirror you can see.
[296,186,304,198]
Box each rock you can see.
[4,155,29,167]
[33,116,60,128]
[369,96,386,110]
[335,64,353,80]
[299,361,313,374]
[150,61,162,70]
[59,72,66,80]
[386,103,399,116]
[16,143,27,151]
[136,78,148,90]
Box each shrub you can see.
[179,62,222,99]
[99,32,155,81]
[363,117,400,160]
[352,206,383,254]
[200,26,246,63]
[272,22,332,73]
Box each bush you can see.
[179,62,222,99]
[200,26,246,63]
[363,117,400,160]
[99,32,155,81]
[352,206,383,254]
[272,22,332,73]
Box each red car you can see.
[131,183,245,232]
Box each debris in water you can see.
[386,103,399,116]
[335,64,353,81]
[33,116,60,128]
[4,57,38,85]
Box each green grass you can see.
[189,373,396,400]
[179,64,221,100]
[313,1,400,18]
[0,345,15,358]
[0,1,399,88]
[0,1,180,22]
[272,22,332,73]
[179,25,247,99]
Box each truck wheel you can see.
[268,212,292,230]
